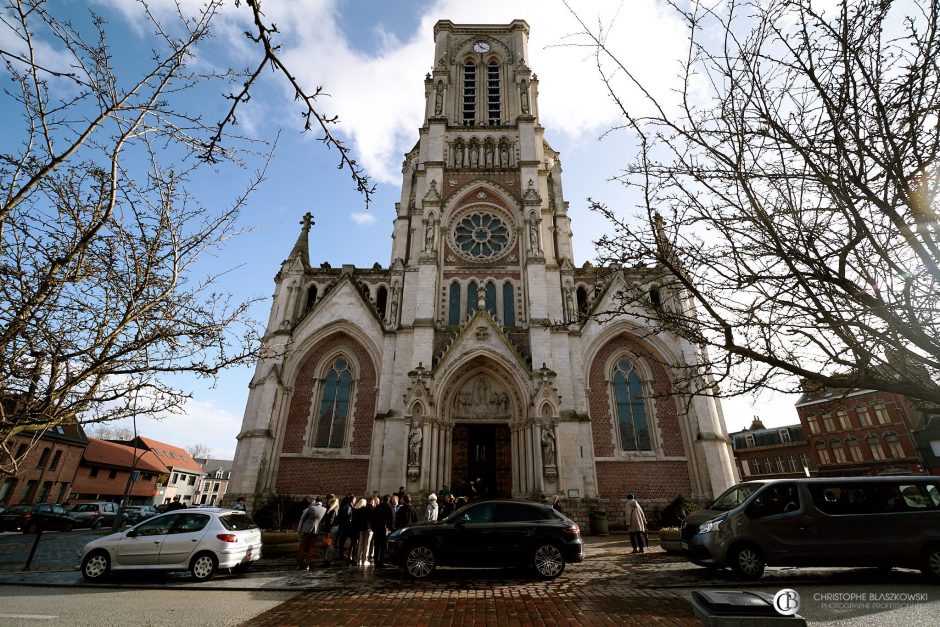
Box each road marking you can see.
[0,615,59,621]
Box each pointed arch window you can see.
[305,285,318,312]
[376,286,388,320]
[487,61,500,124]
[502,281,515,326]
[612,359,651,451]
[576,286,588,313]
[485,281,497,316]
[466,281,478,316]
[312,358,354,448]
[463,62,476,125]
[448,281,461,326]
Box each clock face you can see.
[473,41,491,53]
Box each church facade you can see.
[228,20,737,512]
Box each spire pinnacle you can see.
[287,211,314,266]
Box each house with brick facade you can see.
[795,384,928,477]
[0,422,88,507]
[228,20,737,519]
[731,418,812,480]
[70,438,166,504]
[192,458,232,506]
[120,437,204,506]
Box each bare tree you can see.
[86,424,135,441]
[567,0,940,408]
[0,0,373,475]
[185,443,212,461]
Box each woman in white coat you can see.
[425,493,439,522]
[627,493,648,553]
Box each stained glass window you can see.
[453,212,510,260]
[313,358,354,448]
[612,359,651,451]
[448,281,461,325]
[485,281,497,316]
[502,281,515,325]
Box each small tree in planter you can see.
[657,496,699,553]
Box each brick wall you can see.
[586,334,691,499]
[280,332,377,456]
[2,434,85,505]
[275,457,369,497]
[70,464,159,501]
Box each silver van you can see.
[681,477,940,579]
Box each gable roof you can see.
[82,439,167,473]
[136,436,204,473]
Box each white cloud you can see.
[101,398,242,460]
[247,0,688,183]
[350,211,376,225]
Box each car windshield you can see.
[72,504,94,511]
[7,505,31,514]
[707,483,762,511]
[220,513,258,531]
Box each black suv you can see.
[387,499,583,579]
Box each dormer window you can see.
[463,62,476,125]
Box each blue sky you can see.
[3,0,798,458]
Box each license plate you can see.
[680,541,688,550]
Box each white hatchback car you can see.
[77,508,262,582]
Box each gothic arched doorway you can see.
[451,423,512,498]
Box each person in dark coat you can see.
[297,497,326,570]
[352,498,372,565]
[335,494,355,561]
[439,493,456,519]
[371,494,395,567]
[394,493,417,530]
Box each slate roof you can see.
[82,439,167,473]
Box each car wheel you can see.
[23,523,37,534]
[730,544,765,580]
[231,562,252,574]
[81,550,111,582]
[921,545,940,580]
[190,552,218,581]
[63,522,73,532]
[404,544,436,579]
[91,520,102,530]
[533,543,566,580]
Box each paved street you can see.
[1,531,938,625]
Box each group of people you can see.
[295,487,464,570]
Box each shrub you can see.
[253,494,307,531]
[658,495,699,528]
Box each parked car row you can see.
[0,502,161,533]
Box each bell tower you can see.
[392,20,576,378]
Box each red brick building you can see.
[70,439,167,504]
[0,423,88,507]
[795,386,927,476]
[731,418,813,480]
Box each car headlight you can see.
[388,528,405,540]
[698,517,724,534]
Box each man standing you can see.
[371,495,395,567]
[297,496,326,570]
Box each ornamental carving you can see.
[452,375,511,420]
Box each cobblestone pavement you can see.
[0,529,96,572]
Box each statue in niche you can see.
[541,429,556,466]
[528,221,539,252]
[424,220,435,251]
[389,283,400,324]
[408,426,423,466]
[564,283,575,320]
[455,143,464,167]
[469,143,479,168]
[499,144,509,168]
[520,81,530,114]
[434,82,444,116]
[484,144,494,168]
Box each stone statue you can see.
[434,82,444,116]
[469,144,479,168]
[408,426,423,466]
[541,429,556,466]
[520,81,530,114]
[499,144,509,168]
[424,221,435,251]
[528,221,539,252]
[455,143,464,167]
[484,144,494,168]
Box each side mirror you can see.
[455,520,466,529]
[126,529,138,538]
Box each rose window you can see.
[452,212,511,260]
